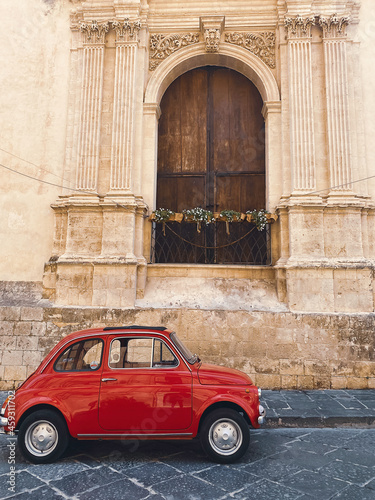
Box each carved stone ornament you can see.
[319,13,351,38]
[112,18,141,42]
[284,15,315,38]
[200,16,225,53]
[225,32,276,68]
[149,33,200,70]
[204,28,221,53]
[80,20,109,44]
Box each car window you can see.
[54,339,103,372]
[153,340,178,367]
[109,338,178,369]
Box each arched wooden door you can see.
[155,66,267,264]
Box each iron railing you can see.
[150,221,271,265]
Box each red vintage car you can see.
[0,326,265,464]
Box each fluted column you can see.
[319,14,352,194]
[76,21,109,191]
[284,15,316,193]
[110,19,141,193]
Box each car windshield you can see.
[170,332,199,364]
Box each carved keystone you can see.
[200,16,225,53]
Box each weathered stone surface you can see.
[0,305,375,390]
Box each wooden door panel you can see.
[180,69,207,173]
[157,176,205,213]
[211,69,265,174]
[158,69,207,175]
[215,175,265,213]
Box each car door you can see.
[98,335,193,431]
[47,337,105,433]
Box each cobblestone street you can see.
[1,426,375,499]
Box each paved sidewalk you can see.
[1,389,375,428]
[261,389,375,428]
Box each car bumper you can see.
[258,404,266,425]
[0,416,8,427]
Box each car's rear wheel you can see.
[200,408,250,463]
[18,410,69,464]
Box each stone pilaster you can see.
[76,21,109,191]
[319,14,352,197]
[110,18,141,193]
[284,15,316,194]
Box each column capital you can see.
[112,18,141,43]
[80,20,109,44]
[284,14,315,39]
[319,13,351,39]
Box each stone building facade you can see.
[1,0,374,389]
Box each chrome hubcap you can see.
[25,420,58,456]
[208,418,243,456]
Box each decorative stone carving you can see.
[319,13,351,38]
[224,32,276,68]
[112,18,141,42]
[149,33,200,70]
[80,20,109,44]
[203,28,221,53]
[284,15,315,38]
[200,16,225,53]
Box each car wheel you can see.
[200,408,250,464]
[18,410,69,464]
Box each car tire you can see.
[200,408,250,464]
[18,410,69,464]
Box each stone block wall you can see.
[0,305,374,391]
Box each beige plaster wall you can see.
[0,0,71,282]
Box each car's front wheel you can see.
[200,408,250,463]
[18,410,69,464]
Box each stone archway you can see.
[142,43,281,215]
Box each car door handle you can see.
[101,378,117,382]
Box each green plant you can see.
[183,207,214,232]
[152,208,175,222]
[246,209,269,231]
[219,209,241,222]
[183,208,214,224]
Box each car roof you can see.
[61,326,171,342]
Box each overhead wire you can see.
[1,147,375,205]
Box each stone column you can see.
[76,21,109,191]
[319,14,352,196]
[110,18,141,194]
[284,15,316,194]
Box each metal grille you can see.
[150,221,272,265]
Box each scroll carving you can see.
[225,32,276,68]
[112,18,141,42]
[319,13,351,38]
[80,20,109,44]
[149,33,200,70]
[284,15,315,38]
